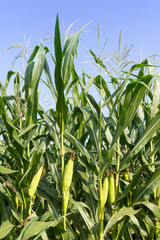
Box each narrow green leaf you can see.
[0,166,18,174]
[44,59,57,101]
[54,14,68,130]
[2,71,15,97]
[27,45,40,63]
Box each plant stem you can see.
[150,138,159,239]
[61,120,66,229]
[150,139,156,199]
[115,138,120,195]
[98,179,103,240]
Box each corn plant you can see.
[1,14,160,240]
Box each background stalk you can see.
[115,137,120,195]
[97,23,104,240]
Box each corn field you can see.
[1,15,160,240]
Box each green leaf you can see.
[150,75,160,117]
[134,201,160,221]
[19,220,59,240]
[64,131,99,174]
[73,107,99,158]
[0,221,14,239]
[63,23,89,88]
[0,166,18,174]
[25,43,46,126]
[132,168,160,204]
[54,14,68,130]
[120,110,160,171]
[44,59,57,101]
[27,45,40,63]
[102,207,139,239]
[70,197,98,240]
[111,74,153,147]
[2,71,16,97]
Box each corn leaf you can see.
[102,207,140,239]
[25,42,46,126]
[0,166,18,174]
[44,59,57,101]
[134,201,160,221]
[54,14,68,130]
[64,131,99,174]
[132,168,160,204]
[70,197,98,240]
[120,110,160,171]
[62,23,89,88]
[2,70,15,97]
[0,220,14,239]
[111,74,153,147]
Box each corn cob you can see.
[29,165,44,199]
[62,150,75,230]
[98,173,109,240]
[108,170,115,206]
[101,176,109,210]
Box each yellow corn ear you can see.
[98,176,109,240]
[123,171,129,181]
[62,151,75,192]
[15,195,19,211]
[157,186,160,198]
[101,176,109,209]
[29,165,44,198]
[108,170,115,205]
[62,151,75,215]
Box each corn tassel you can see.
[62,150,75,230]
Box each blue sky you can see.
[1,0,160,106]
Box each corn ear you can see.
[101,176,109,209]
[62,151,75,192]
[63,189,69,217]
[157,186,160,198]
[62,151,75,230]
[108,170,115,205]
[123,172,129,181]
[29,165,44,198]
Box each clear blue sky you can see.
[1,0,160,106]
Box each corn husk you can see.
[108,170,115,205]
[62,151,75,229]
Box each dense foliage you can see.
[1,15,160,239]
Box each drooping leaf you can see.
[102,207,140,239]
[25,42,46,126]
[63,23,89,88]
[120,110,160,171]
[132,168,160,204]
[111,74,153,147]
[70,197,98,240]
